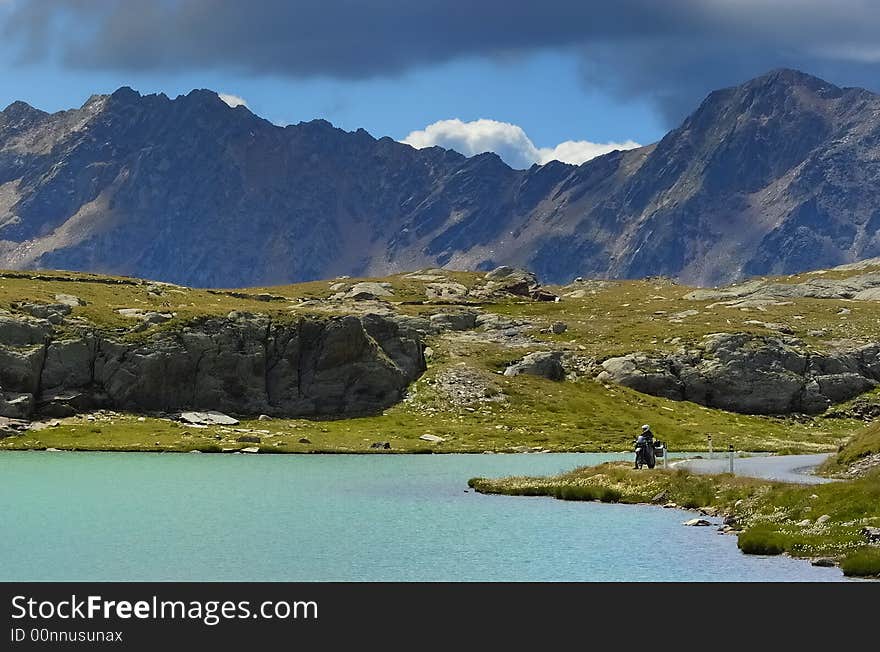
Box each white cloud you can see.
[536,139,641,166]
[218,93,248,108]
[401,118,640,169]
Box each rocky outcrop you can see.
[685,269,880,304]
[596,333,880,414]
[0,312,425,420]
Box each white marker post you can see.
[707,434,713,459]
[663,443,668,469]
[728,444,734,474]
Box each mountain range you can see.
[2,68,880,287]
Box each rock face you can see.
[0,312,425,420]
[597,333,880,414]
[5,69,880,287]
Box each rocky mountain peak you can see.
[0,100,47,130]
[2,69,880,288]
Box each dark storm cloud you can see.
[6,0,880,125]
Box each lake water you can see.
[0,451,849,581]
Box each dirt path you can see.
[673,453,835,485]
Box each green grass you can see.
[737,527,790,555]
[840,548,880,577]
[468,463,764,507]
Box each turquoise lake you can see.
[0,451,849,581]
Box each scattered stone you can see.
[236,434,261,444]
[651,491,669,504]
[370,441,391,449]
[816,514,831,525]
[796,519,812,527]
[298,437,311,444]
[241,446,260,454]
[258,414,271,421]
[427,366,506,408]
[550,321,568,334]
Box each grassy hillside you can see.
[3,264,880,453]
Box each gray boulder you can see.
[484,266,538,296]
[429,312,477,331]
[0,393,34,420]
[504,351,566,381]
[597,355,683,400]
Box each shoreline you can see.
[468,460,880,579]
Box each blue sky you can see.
[4,1,880,168]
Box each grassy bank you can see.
[821,420,880,476]
[469,462,880,577]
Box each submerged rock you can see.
[683,518,712,527]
